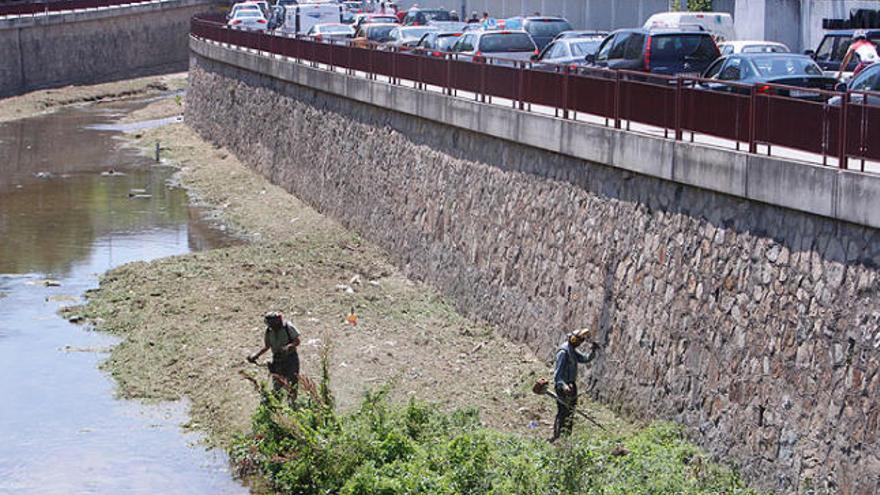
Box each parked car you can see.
[306,23,356,40]
[353,22,399,45]
[502,16,572,50]
[828,62,880,106]
[227,1,262,20]
[643,11,735,42]
[402,8,451,26]
[807,29,880,75]
[227,8,269,30]
[552,29,607,41]
[386,25,439,48]
[449,29,538,63]
[700,53,837,100]
[718,41,790,55]
[532,34,604,67]
[413,31,463,55]
[587,28,720,76]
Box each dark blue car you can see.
[700,53,837,100]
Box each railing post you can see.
[674,77,683,140]
[479,62,486,102]
[517,62,524,110]
[748,85,757,154]
[613,71,621,129]
[562,66,569,119]
[838,92,849,169]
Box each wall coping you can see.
[190,36,880,231]
[0,0,210,29]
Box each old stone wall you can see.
[187,52,880,494]
[0,0,212,97]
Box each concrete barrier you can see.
[187,36,880,494]
[0,0,212,97]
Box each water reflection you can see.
[0,102,246,494]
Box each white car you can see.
[228,8,269,30]
[643,11,735,43]
[228,2,262,20]
[386,25,439,48]
[718,40,790,55]
[306,23,356,40]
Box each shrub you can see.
[232,362,764,495]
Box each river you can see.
[0,99,248,494]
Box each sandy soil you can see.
[0,73,188,124]
[66,97,632,449]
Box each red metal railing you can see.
[0,0,158,16]
[191,15,880,170]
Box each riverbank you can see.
[59,91,765,494]
[66,95,628,449]
[0,73,187,124]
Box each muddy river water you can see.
[0,100,248,494]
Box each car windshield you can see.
[401,27,436,39]
[478,32,534,52]
[742,44,788,53]
[650,34,718,61]
[526,19,572,37]
[570,39,602,56]
[752,56,823,76]
[368,25,397,41]
[422,10,451,21]
[437,34,462,50]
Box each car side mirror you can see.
[584,54,596,64]
[835,82,847,92]
[803,49,815,58]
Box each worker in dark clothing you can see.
[247,311,301,399]
[551,327,595,441]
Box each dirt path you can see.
[0,73,188,124]
[67,96,633,449]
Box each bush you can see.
[232,365,764,495]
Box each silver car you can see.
[449,29,537,63]
[386,25,439,48]
[307,23,356,40]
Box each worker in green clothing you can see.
[247,311,301,399]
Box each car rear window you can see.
[437,33,462,50]
[570,39,601,56]
[368,16,398,23]
[526,19,572,37]
[650,34,718,61]
[368,25,396,41]
[742,44,788,53]
[401,27,436,39]
[321,25,352,33]
[479,32,535,52]
[752,56,823,76]
[237,10,262,18]
[422,10,451,21]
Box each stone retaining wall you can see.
[0,0,212,97]
[186,49,880,494]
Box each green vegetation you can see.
[232,354,764,495]
[671,0,713,12]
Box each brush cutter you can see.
[532,378,610,433]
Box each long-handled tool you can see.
[532,378,610,433]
